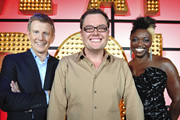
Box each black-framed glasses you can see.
[83,25,108,33]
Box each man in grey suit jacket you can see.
[0,13,59,120]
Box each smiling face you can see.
[130,29,152,59]
[27,20,55,57]
[80,14,109,53]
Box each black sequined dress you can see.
[133,67,171,120]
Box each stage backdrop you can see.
[0,0,180,119]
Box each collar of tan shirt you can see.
[75,48,113,63]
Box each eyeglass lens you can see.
[83,25,107,33]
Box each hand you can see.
[10,81,20,93]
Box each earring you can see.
[149,48,152,61]
[130,48,133,59]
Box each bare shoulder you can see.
[153,55,172,65]
[153,55,176,72]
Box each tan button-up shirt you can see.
[47,51,144,120]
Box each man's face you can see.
[27,20,54,56]
[81,14,109,52]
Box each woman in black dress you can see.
[128,16,180,120]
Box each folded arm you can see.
[0,55,47,112]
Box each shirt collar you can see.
[76,48,112,63]
[30,48,49,61]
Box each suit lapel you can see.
[25,50,42,90]
[43,56,51,90]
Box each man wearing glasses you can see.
[47,9,144,120]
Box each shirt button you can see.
[94,91,97,93]
[94,106,97,109]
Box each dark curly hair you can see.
[131,16,156,35]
